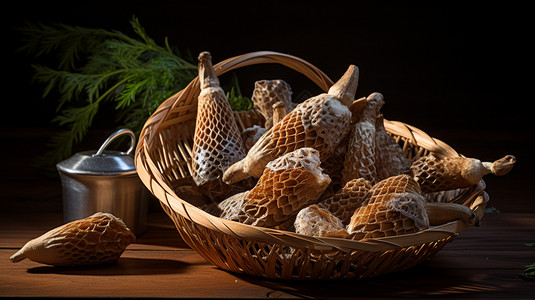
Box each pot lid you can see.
[56,129,137,176]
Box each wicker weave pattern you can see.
[135,51,489,280]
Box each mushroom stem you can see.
[9,248,27,263]
[198,51,219,89]
[327,65,359,107]
[272,101,287,125]
[222,159,251,184]
[425,202,479,226]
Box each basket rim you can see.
[135,50,489,252]
[138,150,488,252]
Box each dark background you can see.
[1,1,533,188]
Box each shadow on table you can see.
[26,257,191,276]
[231,261,501,298]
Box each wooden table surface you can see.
[1,128,534,299]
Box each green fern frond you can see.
[21,15,247,176]
[52,102,99,141]
[129,16,158,49]
[18,22,126,70]
[32,65,126,111]
[21,16,198,173]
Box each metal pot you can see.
[56,129,148,235]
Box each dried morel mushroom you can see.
[374,113,412,182]
[410,154,516,193]
[237,148,331,230]
[317,177,372,225]
[347,174,429,240]
[294,205,350,238]
[241,125,267,153]
[203,191,248,222]
[191,51,246,200]
[10,213,135,266]
[223,65,359,185]
[341,92,384,185]
[251,79,294,129]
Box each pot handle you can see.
[95,129,136,156]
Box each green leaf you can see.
[130,16,157,49]
[519,263,535,281]
[52,102,99,140]
[21,15,248,177]
[227,87,253,111]
[225,72,253,111]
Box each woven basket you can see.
[135,51,489,280]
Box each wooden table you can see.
[1,128,534,299]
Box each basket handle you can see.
[211,51,335,92]
[144,51,336,145]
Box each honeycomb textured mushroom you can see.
[347,175,429,240]
[9,213,135,266]
[294,205,350,238]
[251,79,294,129]
[241,125,267,153]
[341,92,384,185]
[223,65,359,185]
[191,51,246,200]
[318,97,367,199]
[410,154,516,193]
[203,191,249,222]
[374,113,412,181]
[238,148,331,230]
[317,177,372,225]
